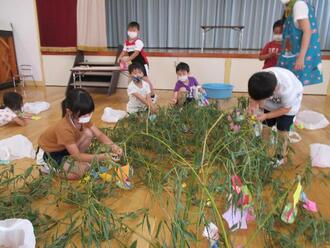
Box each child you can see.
[248,67,303,165]
[36,88,122,180]
[0,92,29,126]
[171,62,203,105]
[118,21,156,101]
[127,63,157,114]
[259,20,283,69]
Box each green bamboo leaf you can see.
[155,221,163,239]
[24,166,33,178]
[130,240,138,248]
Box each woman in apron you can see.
[278,0,323,86]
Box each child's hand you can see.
[256,113,268,122]
[247,100,259,114]
[198,87,205,93]
[294,55,304,70]
[111,144,123,156]
[23,112,33,119]
[171,98,177,105]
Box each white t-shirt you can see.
[127,80,151,113]
[123,39,144,52]
[0,107,17,126]
[293,1,309,28]
[263,67,303,116]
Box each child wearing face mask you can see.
[259,20,284,69]
[127,63,157,114]
[118,21,157,102]
[36,88,123,180]
[171,62,203,105]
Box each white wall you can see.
[0,0,43,81]
[42,54,330,95]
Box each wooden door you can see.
[0,31,18,84]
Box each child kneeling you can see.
[127,63,157,114]
[248,67,303,164]
[171,62,205,105]
[37,89,122,180]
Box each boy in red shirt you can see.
[118,21,156,101]
[259,20,283,69]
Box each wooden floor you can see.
[0,86,329,247]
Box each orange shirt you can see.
[38,115,92,152]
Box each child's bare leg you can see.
[177,88,188,105]
[62,161,90,180]
[62,128,94,180]
[278,131,289,162]
[77,128,95,152]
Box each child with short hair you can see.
[118,21,156,101]
[0,92,29,126]
[248,67,303,131]
[259,20,283,69]
[248,67,303,165]
[37,88,122,180]
[171,62,203,105]
[127,63,157,114]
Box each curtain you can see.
[36,0,77,51]
[309,0,330,50]
[105,0,330,50]
[77,0,107,50]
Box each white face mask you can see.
[280,0,290,4]
[127,31,138,39]
[178,75,188,82]
[78,113,92,124]
[273,34,283,41]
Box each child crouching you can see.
[171,62,206,106]
[127,63,157,114]
[248,67,303,166]
[37,88,122,180]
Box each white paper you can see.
[295,110,329,130]
[222,206,248,231]
[101,107,127,123]
[23,102,50,115]
[0,135,35,161]
[0,218,36,248]
[202,222,219,240]
[310,143,330,168]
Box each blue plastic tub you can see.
[202,83,234,99]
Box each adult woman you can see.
[278,0,323,86]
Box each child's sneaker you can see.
[39,164,51,174]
